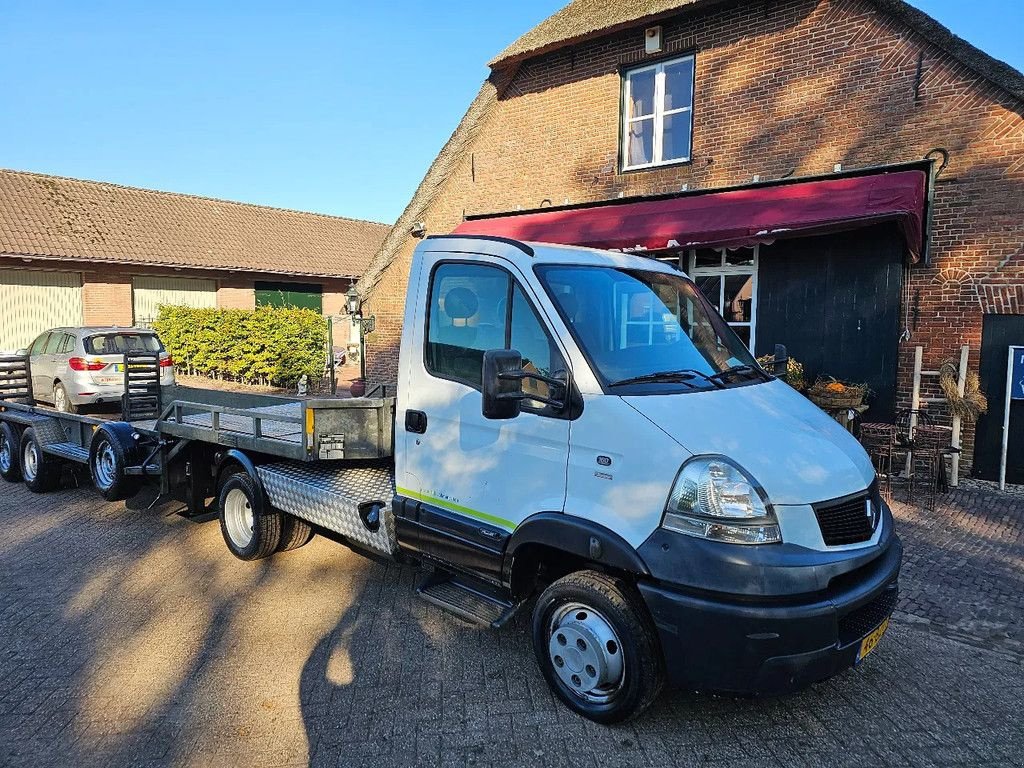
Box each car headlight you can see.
[663,456,781,544]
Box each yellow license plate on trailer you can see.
[857,618,890,663]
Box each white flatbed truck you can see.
[0,235,901,722]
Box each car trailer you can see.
[0,353,400,561]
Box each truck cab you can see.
[392,235,901,722]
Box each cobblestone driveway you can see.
[0,480,1022,767]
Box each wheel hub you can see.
[23,442,38,481]
[548,603,624,702]
[93,441,117,490]
[0,436,10,473]
[224,487,254,548]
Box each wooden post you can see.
[950,344,969,487]
[905,346,923,477]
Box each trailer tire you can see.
[218,471,281,561]
[20,428,62,493]
[89,425,142,502]
[0,422,22,482]
[532,570,665,724]
[277,513,315,552]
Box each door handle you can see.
[405,410,428,434]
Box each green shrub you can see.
[153,305,326,387]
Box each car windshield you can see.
[84,333,162,355]
[536,265,761,389]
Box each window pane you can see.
[723,275,754,324]
[29,334,49,355]
[731,325,752,349]
[627,119,654,166]
[694,249,722,269]
[662,110,692,162]
[725,250,755,267]
[663,58,694,111]
[85,333,162,354]
[695,275,721,310]
[628,69,656,117]
[511,285,565,410]
[427,263,510,388]
[44,333,63,353]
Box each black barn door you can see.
[973,314,1024,483]
[754,224,904,423]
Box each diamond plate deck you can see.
[257,462,397,556]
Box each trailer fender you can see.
[214,449,260,488]
[502,513,649,596]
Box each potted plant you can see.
[349,378,366,398]
[757,354,805,391]
[806,377,869,410]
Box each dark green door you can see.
[255,281,323,313]
[973,314,1024,484]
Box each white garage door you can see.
[0,270,83,353]
[132,276,217,326]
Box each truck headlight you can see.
[663,456,781,544]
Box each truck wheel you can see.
[0,423,22,482]
[218,472,281,561]
[532,570,665,724]
[20,427,62,493]
[89,425,142,501]
[277,513,315,552]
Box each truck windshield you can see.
[536,265,762,390]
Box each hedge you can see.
[153,305,327,387]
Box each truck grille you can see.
[838,585,898,645]
[814,492,876,546]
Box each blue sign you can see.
[1013,346,1024,401]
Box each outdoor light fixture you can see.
[346,284,361,316]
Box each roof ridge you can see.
[0,167,392,228]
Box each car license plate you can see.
[856,618,889,664]
[114,364,124,372]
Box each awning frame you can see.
[461,160,938,265]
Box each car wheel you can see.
[0,422,22,482]
[53,383,78,414]
[532,570,665,724]
[20,427,62,493]
[218,472,282,561]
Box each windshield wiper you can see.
[609,369,722,388]
[706,364,768,384]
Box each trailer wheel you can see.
[218,472,281,561]
[532,570,665,724]
[89,425,142,501]
[277,513,315,552]
[0,422,22,482]
[20,428,62,493]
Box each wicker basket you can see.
[806,379,868,410]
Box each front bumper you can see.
[638,535,902,695]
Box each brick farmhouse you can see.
[357,0,1024,481]
[0,168,388,351]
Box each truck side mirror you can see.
[482,349,524,420]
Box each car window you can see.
[28,333,50,355]
[426,263,510,389]
[84,333,162,355]
[43,333,64,354]
[60,334,76,354]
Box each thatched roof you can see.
[490,0,1024,104]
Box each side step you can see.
[417,570,521,629]
[42,442,90,464]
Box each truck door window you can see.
[510,284,565,411]
[426,263,510,388]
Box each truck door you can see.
[400,259,570,579]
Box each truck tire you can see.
[89,425,142,501]
[0,422,22,482]
[20,427,62,493]
[532,570,665,724]
[218,471,281,561]
[277,513,315,552]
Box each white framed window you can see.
[685,246,758,351]
[622,54,695,170]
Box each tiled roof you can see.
[0,169,390,278]
[489,0,1024,104]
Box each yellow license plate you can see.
[857,617,889,663]
[114,364,124,372]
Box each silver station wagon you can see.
[22,327,175,413]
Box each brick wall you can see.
[82,270,133,326]
[217,276,256,310]
[362,0,1024,470]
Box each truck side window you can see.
[510,285,565,411]
[426,263,510,388]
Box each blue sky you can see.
[2,1,1020,224]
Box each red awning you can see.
[454,170,928,261]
